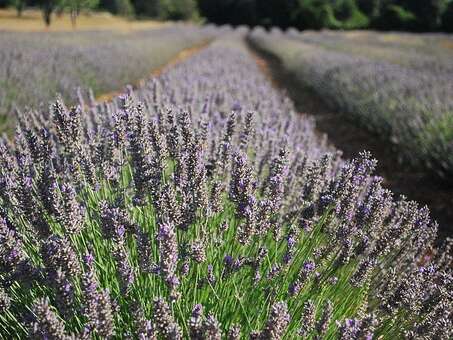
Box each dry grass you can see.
[0,8,166,32]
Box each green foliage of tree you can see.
[196,0,370,30]
[357,0,381,17]
[197,0,254,25]
[98,0,133,16]
[442,0,453,32]
[10,0,26,16]
[60,0,100,26]
[334,0,355,20]
[403,0,448,31]
[131,0,160,18]
[158,0,198,20]
[34,0,60,26]
[291,0,338,30]
[256,0,296,28]
[333,0,369,28]
[128,0,198,20]
[93,0,453,32]
[374,4,416,30]
[114,0,133,16]
[97,0,114,12]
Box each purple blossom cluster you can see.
[0,33,451,339]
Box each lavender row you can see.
[0,34,451,338]
[249,28,453,180]
[287,30,453,77]
[0,24,220,129]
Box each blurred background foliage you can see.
[0,0,453,31]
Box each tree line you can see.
[197,0,453,32]
[0,0,198,26]
[1,0,453,32]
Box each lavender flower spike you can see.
[189,303,204,339]
[203,313,222,340]
[153,298,182,340]
[29,297,70,340]
[157,221,180,292]
[259,301,290,339]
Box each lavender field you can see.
[249,29,453,181]
[0,25,217,133]
[0,17,452,340]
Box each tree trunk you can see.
[43,5,52,26]
[56,6,64,18]
[71,9,77,29]
[16,2,24,17]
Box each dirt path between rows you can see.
[96,40,212,103]
[246,39,453,239]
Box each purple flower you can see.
[157,221,179,292]
[298,300,315,337]
[189,303,204,339]
[29,298,69,339]
[258,301,290,339]
[153,298,182,339]
[289,261,316,296]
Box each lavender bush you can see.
[288,30,453,76]
[249,29,453,181]
[0,34,452,339]
[0,24,219,129]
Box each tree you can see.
[195,0,452,32]
[61,0,100,27]
[291,0,339,30]
[357,0,381,17]
[403,0,448,31]
[333,0,369,29]
[10,0,26,17]
[197,0,232,25]
[374,4,416,30]
[442,0,453,32]
[114,0,134,16]
[36,0,60,26]
[131,0,160,18]
[97,0,114,12]
[132,0,200,20]
[98,0,133,16]
[255,0,296,28]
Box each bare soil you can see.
[247,39,453,239]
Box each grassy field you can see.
[0,8,165,32]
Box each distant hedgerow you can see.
[0,36,451,339]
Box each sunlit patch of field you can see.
[441,39,453,50]
[0,8,166,32]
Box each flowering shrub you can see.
[248,29,453,181]
[0,25,218,120]
[0,36,451,339]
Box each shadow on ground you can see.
[246,37,453,239]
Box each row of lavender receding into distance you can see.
[248,28,453,182]
[0,24,221,133]
[0,33,452,339]
[291,30,453,76]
